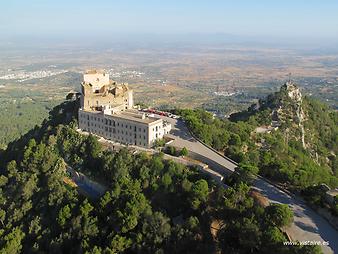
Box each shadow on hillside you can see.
[0,99,80,167]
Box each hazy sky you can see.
[1,0,338,43]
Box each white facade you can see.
[78,109,171,148]
[78,70,171,148]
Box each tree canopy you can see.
[0,97,322,254]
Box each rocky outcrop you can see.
[283,82,306,149]
[275,82,307,148]
[282,82,302,102]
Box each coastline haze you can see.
[1,0,338,48]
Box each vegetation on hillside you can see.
[0,72,81,148]
[0,100,318,253]
[176,83,338,190]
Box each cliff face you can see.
[230,82,305,126]
[252,82,337,169]
[231,81,306,131]
[231,82,336,165]
[282,82,302,102]
[277,82,306,149]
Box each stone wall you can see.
[83,72,109,91]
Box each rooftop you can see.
[80,108,162,124]
[85,69,105,75]
[110,110,162,124]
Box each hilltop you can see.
[178,82,338,190]
[230,82,306,129]
[230,82,338,174]
[0,93,320,253]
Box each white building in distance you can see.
[78,70,171,148]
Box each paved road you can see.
[161,116,337,254]
[164,117,237,173]
[254,178,337,254]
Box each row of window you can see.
[87,99,128,106]
[80,120,148,141]
[153,126,160,132]
[82,127,147,147]
[104,126,147,140]
[80,120,148,136]
[107,133,146,147]
[81,114,147,133]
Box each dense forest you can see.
[0,99,57,149]
[0,98,319,253]
[176,83,338,192]
[0,72,81,149]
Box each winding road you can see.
[162,116,338,254]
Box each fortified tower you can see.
[83,69,109,91]
[80,70,133,111]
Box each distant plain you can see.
[0,43,337,146]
